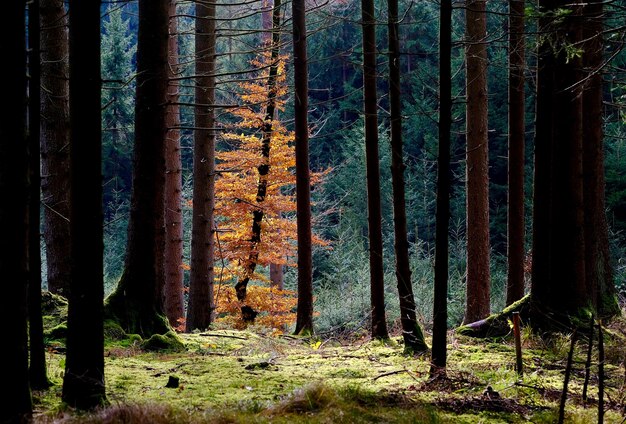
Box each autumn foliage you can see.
[213,284,298,332]
[215,52,324,283]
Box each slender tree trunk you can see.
[293,0,314,335]
[40,0,71,297]
[464,0,491,323]
[361,0,389,340]
[28,0,49,390]
[187,0,217,331]
[105,0,170,337]
[62,0,106,409]
[506,0,526,306]
[270,263,284,289]
[0,2,32,421]
[164,0,185,329]
[234,0,282,306]
[430,0,452,376]
[531,0,587,324]
[387,0,427,353]
[582,0,619,318]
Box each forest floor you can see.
[33,312,626,424]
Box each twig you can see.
[583,315,595,403]
[558,329,578,424]
[372,369,408,381]
[599,322,605,424]
[199,332,248,340]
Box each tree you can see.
[101,4,135,212]
[292,0,314,334]
[387,0,428,353]
[430,0,452,377]
[105,0,171,337]
[361,0,389,340]
[187,0,217,332]
[464,0,491,323]
[530,0,618,326]
[0,1,32,421]
[581,0,619,318]
[229,0,284,309]
[62,0,107,409]
[216,56,301,295]
[40,0,71,297]
[164,0,185,329]
[28,0,49,390]
[506,0,525,306]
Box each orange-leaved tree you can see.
[215,51,324,318]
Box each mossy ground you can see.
[32,317,626,423]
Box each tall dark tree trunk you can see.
[464,0,491,323]
[164,0,185,329]
[62,0,106,409]
[506,0,526,306]
[361,0,389,340]
[105,0,170,337]
[293,0,314,335]
[531,0,588,325]
[387,0,427,353]
[0,2,32,421]
[430,0,452,377]
[28,0,49,390]
[234,0,282,306]
[187,0,217,331]
[40,0,71,297]
[581,0,619,318]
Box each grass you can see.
[32,320,626,423]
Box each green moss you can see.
[104,320,127,341]
[141,331,185,352]
[45,323,68,340]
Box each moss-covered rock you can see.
[104,320,127,341]
[41,291,68,332]
[141,331,185,352]
[45,323,68,340]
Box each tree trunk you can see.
[270,263,284,290]
[40,0,71,297]
[28,0,49,390]
[430,0,452,376]
[531,0,588,326]
[62,0,107,409]
[464,0,491,323]
[234,0,282,307]
[105,0,170,337]
[581,0,619,318]
[164,0,185,329]
[0,2,32,421]
[187,0,217,331]
[506,0,526,306]
[387,0,427,353]
[292,0,314,335]
[361,0,389,340]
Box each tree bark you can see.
[28,0,50,390]
[430,0,452,376]
[293,0,314,335]
[105,0,170,337]
[187,0,217,331]
[361,0,389,340]
[387,0,427,353]
[506,0,526,306]
[531,0,588,326]
[581,0,619,318]
[40,0,71,297]
[62,0,107,409]
[464,0,491,323]
[164,0,185,329]
[0,2,32,421]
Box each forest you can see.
[2,0,626,422]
